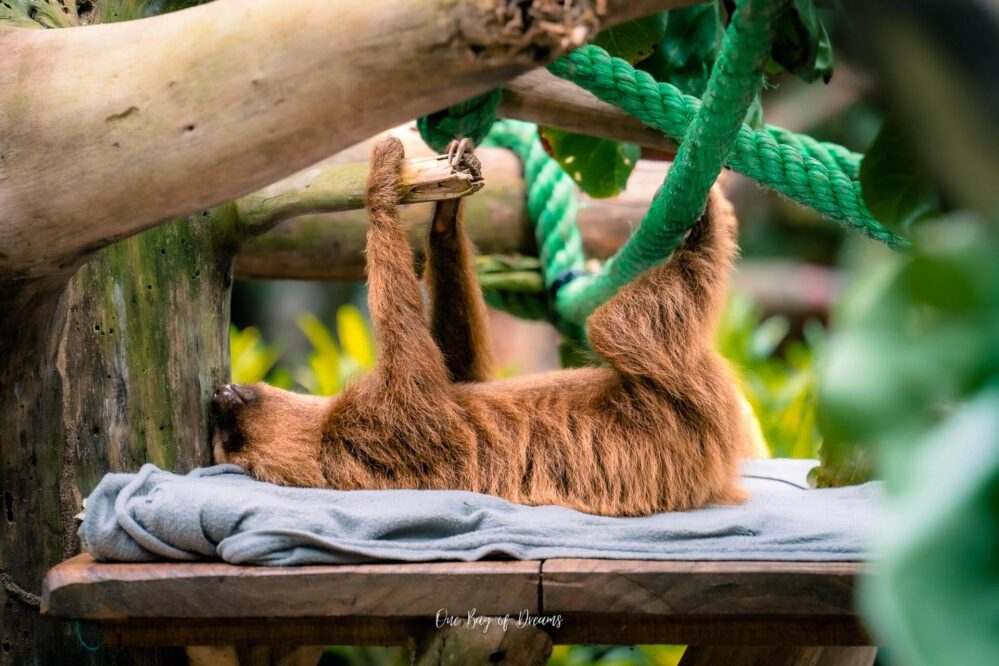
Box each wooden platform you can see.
[43,554,869,648]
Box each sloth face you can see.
[211,383,329,486]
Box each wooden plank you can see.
[45,556,871,647]
[542,559,862,617]
[98,617,427,647]
[95,614,872,648]
[43,554,540,621]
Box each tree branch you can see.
[235,155,484,234]
[499,69,679,154]
[605,0,705,24]
[235,137,836,315]
[0,0,696,282]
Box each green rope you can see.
[483,120,587,340]
[558,0,790,320]
[417,0,909,334]
[417,90,502,153]
[547,46,905,249]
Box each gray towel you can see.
[79,459,877,565]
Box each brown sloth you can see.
[212,137,749,517]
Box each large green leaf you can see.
[767,0,836,83]
[861,120,943,232]
[539,128,640,199]
[639,4,722,97]
[591,13,669,65]
[638,4,764,128]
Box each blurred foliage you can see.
[320,646,409,666]
[860,119,943,233]
[818,215,999,666]
[548,645,685,666]
[765,0,835,83]
[639,5,720,97]
[318,644,686,666]
[715,292,824,460]
[296,306,376,396]
[230,304,375,396]
[230,325,279,384]
[590,12,669,65]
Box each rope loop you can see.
[417,90,502,153]
[416,1,909,342]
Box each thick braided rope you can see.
[483,120,587,339]
[557,0,790,320]
[548,45,906,250]
[417,89,502,153]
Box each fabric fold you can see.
[79,459,877,565]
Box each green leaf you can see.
[229,325,281,384]
[297,313,340,357]
[768,0,835,83]
[638,4,723,97]
[591,13,669,65]
[539,128,640,199]
[860,120,943,231]
[336,305,375,370]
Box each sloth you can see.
[212,136,750,517]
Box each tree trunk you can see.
[1,207,242,664]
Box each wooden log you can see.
[500,69,679,154]
[0,0,697,282]
[235,155,485,234]
[234,144,838,316]
[186,645,240,666]
[415,622,552,666]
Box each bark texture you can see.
[0,209,240,664]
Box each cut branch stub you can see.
[234,154,485,235]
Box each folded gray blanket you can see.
[79,458,877,565]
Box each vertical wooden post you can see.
[0,207,243,664]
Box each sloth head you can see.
[211,383,330,486]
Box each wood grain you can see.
[541,559,862,617]
[43,554,540,621]
[42,555,872,647]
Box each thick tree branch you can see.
[235,155,484,234]
[0,0,696,281]
[234,145,836,315]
